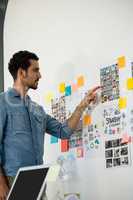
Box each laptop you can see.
[7,165,49,200]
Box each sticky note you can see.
[45,92,54,104]
[117,56,126,69]
[59,83,65,93]
[50,136,58,144]
[71,83,78,92]
[83,115,92,126]
[77,147,84,158]
[127,78,133,90]
[118,97,127,109]
[121,134,131,144]
[61,139,69,152]
[65,85,72,96]
[46,164,60,182]
[77,75,85,87]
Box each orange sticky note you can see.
[71,83,78,92]
[59,83,65,93]
[118,97,127,109]
[127,78,133,90]
[77,75,85,87]
[83,115,92,126]
[61,139,69,152]
[117,56,126,69]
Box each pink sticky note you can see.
[121,134,131,144]
[71,83,78,92]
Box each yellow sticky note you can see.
[117,56,126,69]
[77,75,85,87]
[127,78,133,90]
[118,97,127,109]
[59,83,65,93]
[83,115,92,126]
[46,165,60,182]
[45,92,54,104]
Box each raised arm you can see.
[67,86,101,130]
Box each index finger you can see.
[90,86,101,94]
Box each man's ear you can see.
[18,68,26,79]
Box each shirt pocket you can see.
[11,112,31,132]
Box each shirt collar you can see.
[7,88,30,100]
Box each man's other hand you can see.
[0,174,9,200]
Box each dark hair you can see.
[8,50,39,80]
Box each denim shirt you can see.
[0,88,73,176]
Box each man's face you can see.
[22,59,42,90]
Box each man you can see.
[0,50,100,199]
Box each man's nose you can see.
[38,72,42,79]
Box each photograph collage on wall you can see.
[126,108,133,134]
[83,123,101,151]
[105,138,131,168]
[69,124,83,149]
[100,64,120,103]
[103,106,121,135]
[130,109,133,133]
[121,111,127,132]
[131,62,133,77]
[51,96,67,123]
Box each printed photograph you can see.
[106,159,113,168]
[113,158,121,167]
[114,148,120,157]
[121,147,128,156]
[105,149,113,158]
[121,157,129,165]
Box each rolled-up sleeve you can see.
[46,114,73,139]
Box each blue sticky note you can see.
[65,85,72,96]
[50,136,58,144]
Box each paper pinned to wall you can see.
[46,164,60,182]
[117,56,126,69]
[77,75,85,87]
[121,133,131,144]
[59,82,66,93]
[61,139,69,152]
[118,97,127,109]
[83,115,92,126]
[65,85,72,96]
[71,83,78,92]
[127,78,133,90]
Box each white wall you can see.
[4,0,133,199]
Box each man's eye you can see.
[34,69,39,72]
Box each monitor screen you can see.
[8,167,49,200]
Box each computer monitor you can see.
[7,165,49,200]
